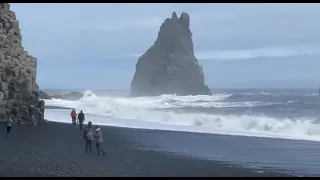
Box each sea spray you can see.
[44,90,320,142]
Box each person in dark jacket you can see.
[28,105,35,127]
[77,110,85,131]
[83,121,93,153]
[94,125,106,156]
[5,117,13,138]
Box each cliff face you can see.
[130,12,211,97]
[0,3,45,125]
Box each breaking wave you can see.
[44,90,320,142]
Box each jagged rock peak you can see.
[130,12,212,97]
[179,12,190,28]
[171,11,178,20]
[156,11,193,49]
[169,11,190,28]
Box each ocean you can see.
[43,88,320,177]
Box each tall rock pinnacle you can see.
[130,12,211,96]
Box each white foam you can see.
[44,90,320,142]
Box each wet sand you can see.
[0,121,293,177]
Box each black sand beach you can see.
[0,121,293,177]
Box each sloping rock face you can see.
[130,12,212,97]
[0,3,45,125]
[39,90,51,100]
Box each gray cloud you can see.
[12,3,320,59]
[10,3,320,88]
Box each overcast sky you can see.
[10,3,320,89]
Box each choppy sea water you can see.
[44,88,320,176]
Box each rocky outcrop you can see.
[130,12,211,97]
[39,91,84,101]
[51,92,83,101]
[39,90,51,100]
[0,3,45,125]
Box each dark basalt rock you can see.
[0,3,45,125]
[130,12,211,97]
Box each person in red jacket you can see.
[71,109,77,127]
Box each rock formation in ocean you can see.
[0,3,45,125]
[130,12,212,96]
[39,90,51,100]
[51,92,83,101]
[39,91,84,101]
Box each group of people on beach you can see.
[4,104,39,138]
[3,107,106,156]
[71,109,106,156]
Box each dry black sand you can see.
[0,121,293,177]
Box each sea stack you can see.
[0,3,45,125]
[130,12,211,96]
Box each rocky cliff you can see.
[130,12,211,96]
[0,3,45,125]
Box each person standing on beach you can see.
[94,125,106,156]
[5,117,13,138]
[71,109,77,127]
[83,121,94,153]
[77,110,85,131]
[28,105,35,127]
